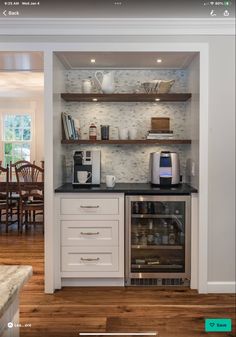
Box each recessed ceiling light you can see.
[92,98,98,102]
[157,59,162,63]
[90,59,96,63]
[155,98,160,101]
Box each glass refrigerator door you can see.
[131,200,186,274]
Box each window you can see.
[0,111,34,166]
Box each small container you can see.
[148,219,153,230]
[147,202,153,214]
[140,202,148,214]
[147,234,154,245]
[132,202,139,214]
[100,125,110,140]
[89,123,97,140]
[179,232,185,245]
[168,225,176,245]
[162,223,169,245]
[154,233,161,245]
[131,232,139,245]
[140,233,147,245]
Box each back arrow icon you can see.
[3,10,7,16]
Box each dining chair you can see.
[15,163,44,233]
[10,160,35,181]
[0,165,18,232]
[9,160,36,223]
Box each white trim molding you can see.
[0,18,235,36]
[207,282,236,294]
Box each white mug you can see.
[77,171,92,184]
[129,128,137,140]
[106,175,116,188]
[119,128,129,140]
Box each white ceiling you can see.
[0,72,44,96]
[56,52,198,70]
[0,52,43,71]
[0,52,43,95]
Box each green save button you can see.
[205,318,232,332]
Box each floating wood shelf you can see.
[61,139,191,145]
[61,93,192,102]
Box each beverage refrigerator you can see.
[125,195,191,286]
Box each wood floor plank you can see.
[0,230,235,337]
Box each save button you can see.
[205,318,232,332]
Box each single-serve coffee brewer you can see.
[72,150,101,186]
[150,151,180,186]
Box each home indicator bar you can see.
[80,332,158,336]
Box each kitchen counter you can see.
[0,265,32,318]
[0,265,32,337]
[55,183,197,195]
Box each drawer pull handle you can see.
[80,257,100,262]
[80,232,100,235]
[80,205,99,209]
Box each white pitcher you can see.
[95,71,115,94]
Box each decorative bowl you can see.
[141,79,175,94]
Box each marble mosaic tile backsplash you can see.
[63,69,191,183]
[63,144,191,184]
[65,69,187,94]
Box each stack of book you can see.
[147,130,174,139]
[61,112,80,140]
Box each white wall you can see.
[0,34,234,291]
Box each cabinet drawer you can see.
[61,198,119,215]
[61,220,119,246]
[61,247,118,272]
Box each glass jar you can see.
[89,123,97,140]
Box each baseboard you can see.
[207,282,236,293]
[61,278,124,287]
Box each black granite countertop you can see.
[55,183,197,195]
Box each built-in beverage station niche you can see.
[53,51,200,287]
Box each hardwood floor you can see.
[0,230,235,337]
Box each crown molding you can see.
[0,18,235,36]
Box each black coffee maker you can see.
[72,150,101,186]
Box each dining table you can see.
[0,181,44,192]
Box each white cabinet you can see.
[61,246,119,272]
[61,220,119,246]
[55,193,124,287]
[60,197,119,215]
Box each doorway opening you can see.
[0,51,44,289]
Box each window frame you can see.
[0,107,36,166]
